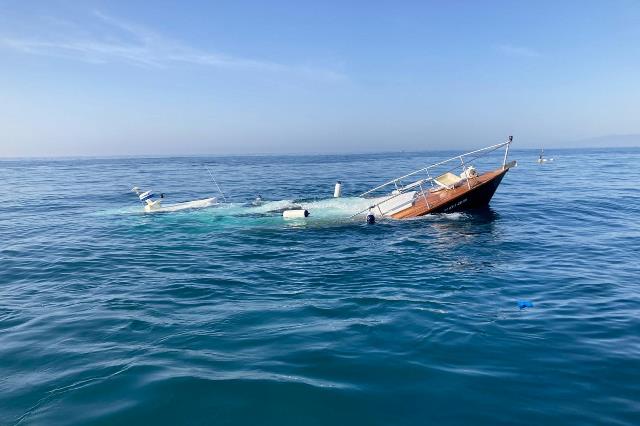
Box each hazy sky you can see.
[1,0,639,156]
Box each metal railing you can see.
[351,137,512,218]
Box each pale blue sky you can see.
[1,0,639,156]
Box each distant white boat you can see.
[131,187,217,213]
[537,148,554,163]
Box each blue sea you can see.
[1,147,639,425]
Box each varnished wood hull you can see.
[391,165,512,219]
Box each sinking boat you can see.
[354,136,517,219]
[131,187,217,213]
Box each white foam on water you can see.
[245,199,297,214]
[150,198,217,213]
[442,212,465,220]
[298,196,378,219]
[100,193,468,227]
[102,195,390,220]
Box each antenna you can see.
[204,164,228,203]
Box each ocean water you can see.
[1,147,639,425]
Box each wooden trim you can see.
[391,166,509,219]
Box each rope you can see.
[204,164,228,203]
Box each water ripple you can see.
[1,149,640,425]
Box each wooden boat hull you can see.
[391,162,514,219]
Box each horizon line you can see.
[2,144,638,161]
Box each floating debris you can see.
[518,300,534,309]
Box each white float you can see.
[283,209,310,219]
[334,181,342,198]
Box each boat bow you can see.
[355,137,516,219]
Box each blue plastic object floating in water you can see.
[518,300,534,309]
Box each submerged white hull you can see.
[144,197,217,213]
